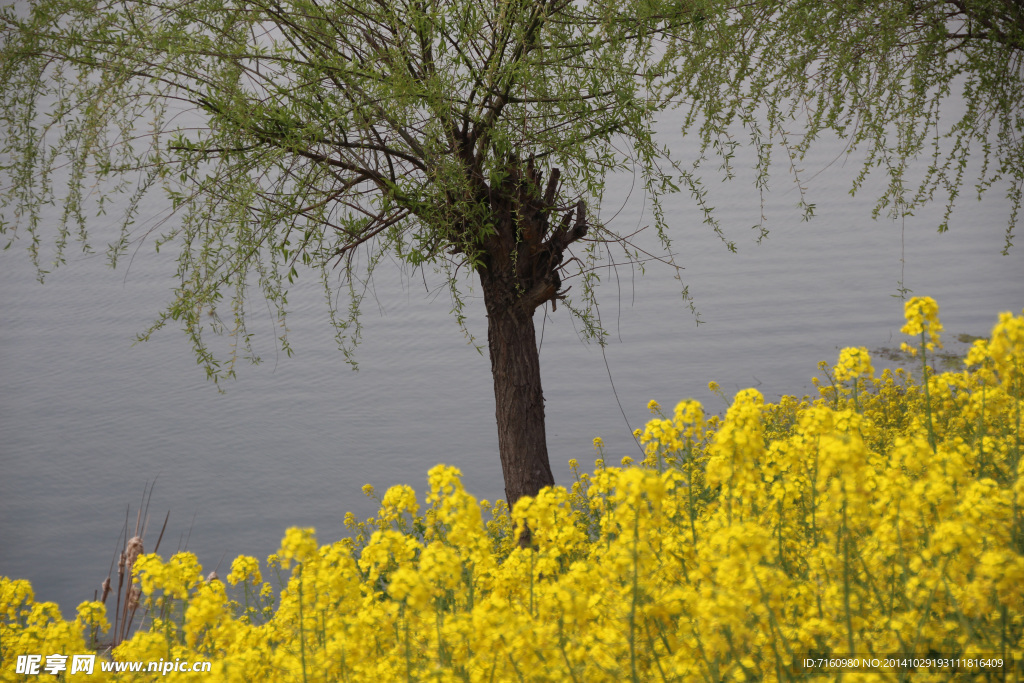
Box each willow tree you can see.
[667,0,1023,250]
[0,1,706,506]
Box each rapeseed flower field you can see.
[3,298,1023,681]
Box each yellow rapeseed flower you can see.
[227,555,262,586]
[901,296,943,352]
[277,527,318,568]
[834,346,875,383]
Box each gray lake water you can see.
[1,121,1021,616]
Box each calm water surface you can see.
[1,127,1021,615]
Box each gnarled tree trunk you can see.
[472,156,589,518]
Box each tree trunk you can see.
[479,268,555,510]
[466,156,589,538]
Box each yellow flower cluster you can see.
[900,296,944,355]
[2,301,1022,681]
[1,578,109,681]
[833,346,875,383]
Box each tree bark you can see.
[467,156,588,539]
[479,268,555,510]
